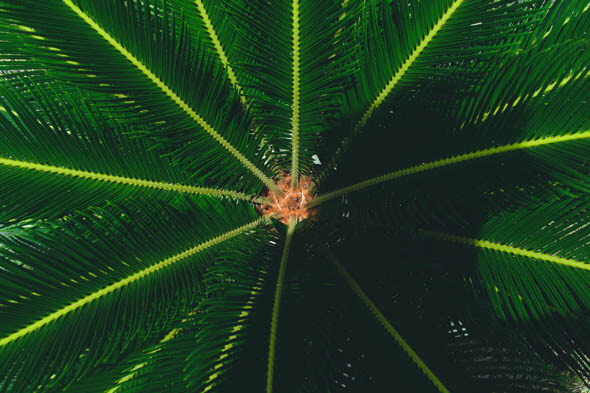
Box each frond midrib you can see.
[266,217,296,393]
[411,228,590,271]
[194,0,247,106]
[311,130,590,206]
[0,156,270,204]
[0,216,268,348]
[327,250,450,393]
[290,0,301,188]
[61,0,280,194]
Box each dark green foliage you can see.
[0,0,589,392]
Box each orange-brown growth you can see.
[260,174,318,224]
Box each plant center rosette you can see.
[259,174,318,224]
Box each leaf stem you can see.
[407,227,590,271]
[194,0,247,106]
[309,130,590,206]
[325,249,450,393]
[290,0,301,189]
[266,216,297,393]
[0,157,271,205]
[0,216,269,348]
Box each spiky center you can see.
[260,174,317,224]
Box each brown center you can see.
[259,174,318,224]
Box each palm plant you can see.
[0,0,589,391]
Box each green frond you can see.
[165,0,251,105]
[316,0,553,185]
[0,198,265,392]
[317,93,590,232]
[396,201,590,380]
[223,0,360,176]
[0,78,268,223]
[100,312,198,393]
[462,39,590,125]
[0,0,277,193]
[45,308,196,393]
[312,130,590,206]
[319,226,580,391]
[185,230,280,393]
[86,230,277,393]
[406,199,590,322]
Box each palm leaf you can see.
[0,197,265,392]
[222,0,360,180]
[0,76,266,223]
[0,0,277,193]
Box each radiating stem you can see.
[290,0,301,189]
[407,227,590,271]
[266,216,297,393]
[325,249,450,393]
[0,157,271,205]
[0,216,268,348]
[309,130,590,207]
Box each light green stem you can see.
[266,217,297,393]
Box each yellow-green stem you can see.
[411,228,590,271]
[290,0,301,189]
[310,130,590,206]
[0,157,270,205]
[0,216,268,348]
[266,217,297,393]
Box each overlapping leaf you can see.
[0,197,262,392]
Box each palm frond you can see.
[387,199,590,380]
[165,0,250,106]
[326,249,450,393]
[316,0,553,185]
[185,228,280,393]
[460,1,590,124]
[0,0,277,193]
[222,0,360,178]
[315,89,590,233]
[0,77,268,223]
[0,197,265,392]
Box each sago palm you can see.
[1,0,589,392]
